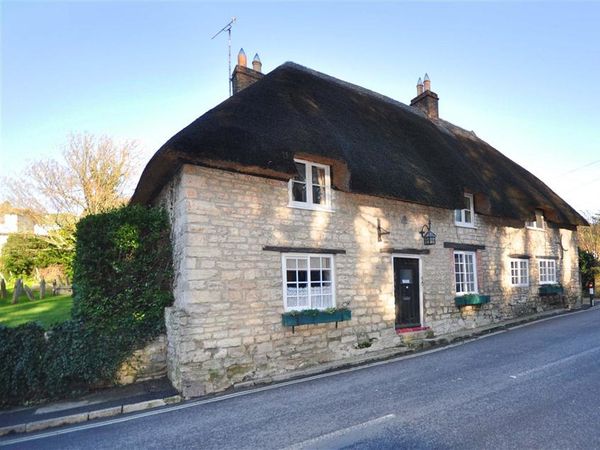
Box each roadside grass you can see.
[0,290,73,329]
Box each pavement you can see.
[0,378,180,436]
[0,302,596,439]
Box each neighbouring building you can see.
[132,51,587,398]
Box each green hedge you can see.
[0,205,174,408]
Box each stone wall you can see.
[156,164,581,397]
[116,335,167,385]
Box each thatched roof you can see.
[131,62,586,227]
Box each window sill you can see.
[525,226,545,232]
[510,284,530,288]
[288,203,334,213]
[454,223,477,229]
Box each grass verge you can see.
[0,292,73,328]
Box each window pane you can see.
[455,209,462,222]
[464,210,472,223]
[312,166,326,185]
[297,259,308,269]
[464,195,471,210]
[298,271,308,282]
[312,185,325,204]
[287,271,297,282]
[286,258,297,269]
[322,258,331,269]
[294,162,306,181]
[310,270,322,282]
[310,257,321,268]
[292,181,307,202]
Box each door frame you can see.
[391,254,424,328]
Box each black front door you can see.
[394,258,421,328]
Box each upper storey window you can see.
[526,210,545,230]
[454,193,475,227]
[289,159,332,211]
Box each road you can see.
[3,308,600,449]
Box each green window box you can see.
[538,285,564,296]
[455,294,491,307]
[282,308,351,329]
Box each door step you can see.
[395,326,430,334]
[395,327,434,349]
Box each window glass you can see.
[454,251,477,294]
[283,255,335,311]
[455,194,474,227]
[539,259,556,284]
[289,159,331,210]
[510,259,529,286]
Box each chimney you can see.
[423,73,431,91]
[231,48,264,95]
[252,53,262,72]
[416,77,424,96]
[410,73,439,119]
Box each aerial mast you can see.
[211,17,237,97]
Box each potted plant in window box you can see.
[538,284,564,296]
[282,307,351,330]
[454,294,491,307]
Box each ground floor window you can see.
[539,259,557,284]
[510,259,529,286]
[283,254,334,311]
[454,251,477,294]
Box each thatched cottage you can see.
[132,52,587,397]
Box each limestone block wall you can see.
[156,164,581,397]
[116,335,167,385]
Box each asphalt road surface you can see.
[3,308,600,449]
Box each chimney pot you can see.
[237,48,247,67]
[410,73,438,119]
[423,73,431,91]
[232,49,264,95]
[252,53,262,73]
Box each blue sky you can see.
[1,1,599,214]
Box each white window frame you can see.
[538,259,557,285]
[288,159,332,211]
[281,253,336,312]
[454,251,478,295]
[509,258,529,287]
[454,193,475,228]
[526,210,545,231]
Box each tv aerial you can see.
[211,17,237,97]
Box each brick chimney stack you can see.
[231,48,264,95]
[410,73,439,119]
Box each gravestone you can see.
[24,285,35,301]
[12,279,23,304]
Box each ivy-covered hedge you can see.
[0,205,174,408]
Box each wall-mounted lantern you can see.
[420,219,436,246]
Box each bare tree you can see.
[579,212,600,259]
[4,133,138,217]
